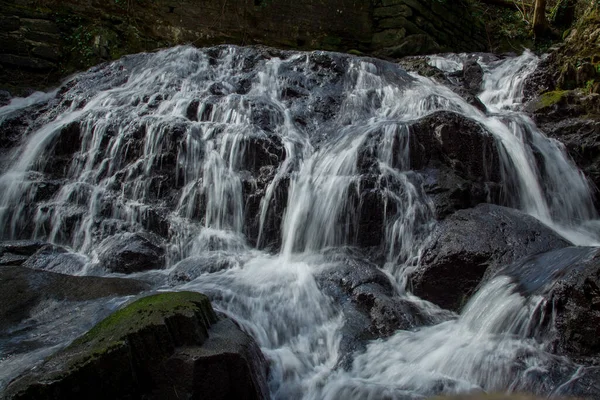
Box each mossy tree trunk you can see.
[533,0,549,37]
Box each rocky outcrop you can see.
[410,204,570,311]
[0,0,487,94]
[4,291,269,400]
[0,265,149,331]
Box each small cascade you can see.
[0,45,599,398]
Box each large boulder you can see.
[4,291,269,400]
[410,204,570,311]
[0,266,149,332]
[97,233,165,274]
[408,111,503,219]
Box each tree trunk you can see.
[533,0,549,38]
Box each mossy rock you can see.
[539,90,570,108]
[4,291,269,400]
[71,291,217,354]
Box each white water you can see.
[0,46,598,398]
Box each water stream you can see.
[0,46,598,398]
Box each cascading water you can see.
[0,45,599,398]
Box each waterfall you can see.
[0,45,598,398]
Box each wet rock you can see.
[408,111,503,218]
[97,233,165,274]
[0,253,29,266]
[168,253,243,284]
[0,90,11,106]
[22,244,87,275]
[4,292,269,400]
[528,90,600,208]
[315,250,452,363]
[410,204,570,311]
[0,240,48,257]
[530,247,600,361]
[0,266,149,331]
[462,60,484,95]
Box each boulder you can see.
[4,292,269,400]
[518,247,600,362]
[410,204,570,311]
[0,266,149,331]
[315,250,452,365]
[462,59,484,95]
[408,111,503,218]
[97,233,165,274]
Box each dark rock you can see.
[97,233,165,274]
[462,59,484,95]
[169,254,242,284]
[0,54,56,71]
[0,266,149,331]
[576,62,597,87]
[376,34,441,59]
[22,244,87,275]
[0,240,48,257]
[0,16,20,33]
[0,89,11,106]
[527,87,600,208]
[315,250,452,364]
[410,204,570,311]
[408,111,502,218]
[0,253,29,266]
[535,247,600,361]
[4,292,269,400]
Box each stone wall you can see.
[0,0,486,94]
[372,0,487,58]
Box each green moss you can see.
[347,49,364,56]
[539,90,569,107]
[71,291,216,354]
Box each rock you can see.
[97,233,165,274]
[410,204,570,311]
[22,244,87,275]
[0,266,149,331]
[462,59,484,95]
[0,253,29,266]
[0,240,48,257]
[408,111,503,218]
[376,34,441,59]
[576,62,597,87]
[315,250,452,364]
[529,247,600,361]
[4,292,269,400]
[528,91,600,208]
[0,89,10,106]
[168,253,243,284]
